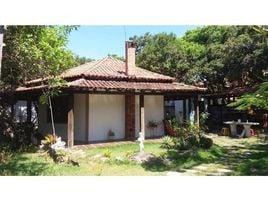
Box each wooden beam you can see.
[85,94,89,143]
[67,95,74,147]
[140,94,145,134]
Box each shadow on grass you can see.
[227,142,268,175]
[141,145,227,173]
[141,138,268,175]
[0,153,49,176]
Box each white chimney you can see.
[125,41,136,76]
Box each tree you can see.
[75,55,94,65]
[107,54,124,61]
[228,26,268,113]
[228,82,268,113]
[2,26,77,86]
[2,26,78,135]
[132,33,181,78]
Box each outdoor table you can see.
[223,121,259,138]
[240,122,259,137]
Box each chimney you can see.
[125,41,136,76]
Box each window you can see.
[47,96,68,124]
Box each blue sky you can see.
[66,25,198,60]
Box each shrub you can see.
[160,136,175,150]
[162,120,213,151]
[40,134,77,165]
[199,137,213,149]
[125,151,134,158]
[200,112,209,132]
[103,149,112,158]
[0,151,12,164]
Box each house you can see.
[14,41,206,147]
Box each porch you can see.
[10,90,202,148]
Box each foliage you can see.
[125,151,135,159]
[161,121,211,152]
[103,148,112,158]
[107,54,125,61]
[131,26,268,92]
[40,134,76,165]
[2,25,79,136]
[228,26,268,112]
[200,112,210,132]
[2,25,77,86]
[0,150,12,164]
[0,100,38,151]
[74,55,94,66]
[228,82,268,112]
[199,136,213,149]
[160,136,175,150]
[40,134,58,151]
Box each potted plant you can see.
[107,129,115,140]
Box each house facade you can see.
[15,41,206,147]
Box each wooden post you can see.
[67,95,74,147]
[26,100,32,123]
[85,94,89,143]
[26,100,32,144]
[125,94,135,139]
[194,96,200,128]
[140,94,145,134]
[188,98,192,121]
[183,99,186,122]
[0,25,4,79]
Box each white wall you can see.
[88,94,125,142]
[74,94,86,142]
[38,103,67,140]
[144,95,164,137]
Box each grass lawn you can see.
[1,135,268,176]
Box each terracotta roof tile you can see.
[19,56,206,93]
[26,56,174,85]
[16,78,206,93]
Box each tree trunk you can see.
[48,95,56,135]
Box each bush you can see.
[160,136,175,150]
[103,149,112,158]
[125,151,134,158]
[199,137,213,149]
[162,120,213,152]
[41,134,58,151]
[0,151,12,164]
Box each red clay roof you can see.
[26,56,175,86]
[18,56,206,93]
[17,79,206,93]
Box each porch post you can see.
[188,98,192,121]
[140,94,145,134]
[67,94,74,147]
[183,99,186,122]
[85,94,89,143]
[26,100,32,123]
[194,96,200,128]
[125,94,135,139]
